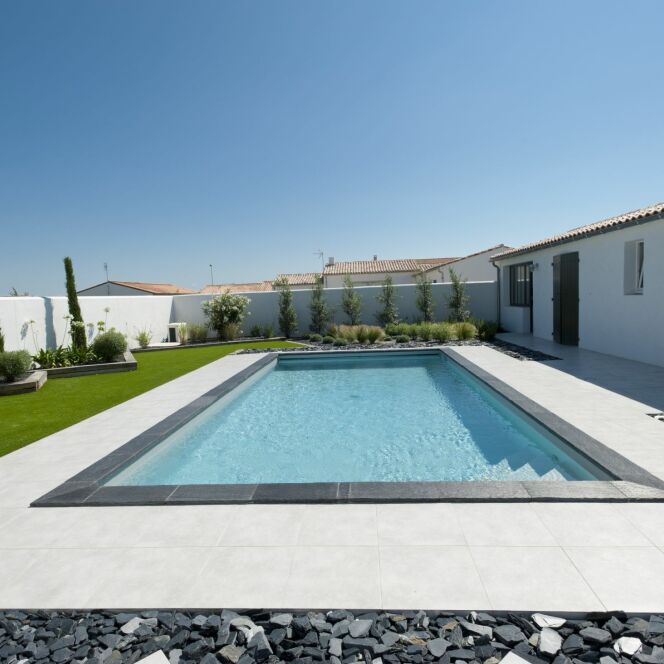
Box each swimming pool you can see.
[106,351,603,486]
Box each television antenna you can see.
[313,250,324,271]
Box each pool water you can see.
[107,352,603,486]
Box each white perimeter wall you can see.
[496,217,664,367]
[173,282,497,336]
[0,296,174,353]
[0,283,497,352]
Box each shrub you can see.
[327,324,339,338]
[134,327,152,349]
[187,323,208,343]
[341,275,362,325]
[0,325,4,353]
[455,321,477,340]
[322,335,335,344]
[338,325,358,342]
[333,337,349,346]
[91,329,127,362]
[447,267,470,322]
[475,319,499,341]
[418,322,434,341]
[395,334,411,343]
[356,325,370,344]
[202,292,250,341]
[262,324,274,338]
[415,271,434,322]
[249,324,262,338]
[366,326,383,344]
[309,275,330,334]
[63,257,86,349]
[432,322,454,343]
[382,335,392,341]
[376,275,399,327]
[309,333,323,343]
[384,323,399,337]
[177,322,188,345]
[0,350,33,382]
[34,347,99,368]
[274,277,297,338]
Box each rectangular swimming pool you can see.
[106,351,605,486]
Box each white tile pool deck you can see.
[2,340,664,611]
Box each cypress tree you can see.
[376,275,399,327]
[64,256,86,349]
[341,275,362,325]
[415,270,434,322]
[274,277,298,338]
[309,275,330,334]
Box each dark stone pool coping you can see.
[31,348,664,508]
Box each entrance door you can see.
[552,252,579,345]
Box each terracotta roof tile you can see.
[323,258,457,275]
[200,281,273,294]
[111,281,195,294]
[493,202,664,260]
[276,273,321,286]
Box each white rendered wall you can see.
[173,282,497,336]
[1,283,497,352]
[495,218,664,367]
[0,296,174,353]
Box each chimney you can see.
[373,254,378,261]
[327,257,335,266]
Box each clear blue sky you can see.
[1,1,663,295]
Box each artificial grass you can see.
[0,341,298,457]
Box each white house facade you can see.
[492,202,664,367]
[422,245,512,284]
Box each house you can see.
[199,273,320,294]
[322,256,458,288]
[491,201,664,367]
[275,273,321,289]
[78,280,195,296]
[200,281,273,294]
[421,245,512,283]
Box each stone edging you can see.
[0,369,47,396]
[45,350,137,379]
[31,348,664,508]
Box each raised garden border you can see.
[31,348,664,508]
[45,350,137,379]
[0,369,47,396]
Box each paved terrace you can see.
[1,340,664,611]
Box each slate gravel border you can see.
[1,608,663,664]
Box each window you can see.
[624,240,644,294]
[508,263,531,306]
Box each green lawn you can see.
[0,341,298,457]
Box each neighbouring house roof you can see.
[79,280,195,295]
[420,245,512,273]
[492,202,664,261]
[323,257,458,276]
[200,281,273,294]
[276,273,321,286]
